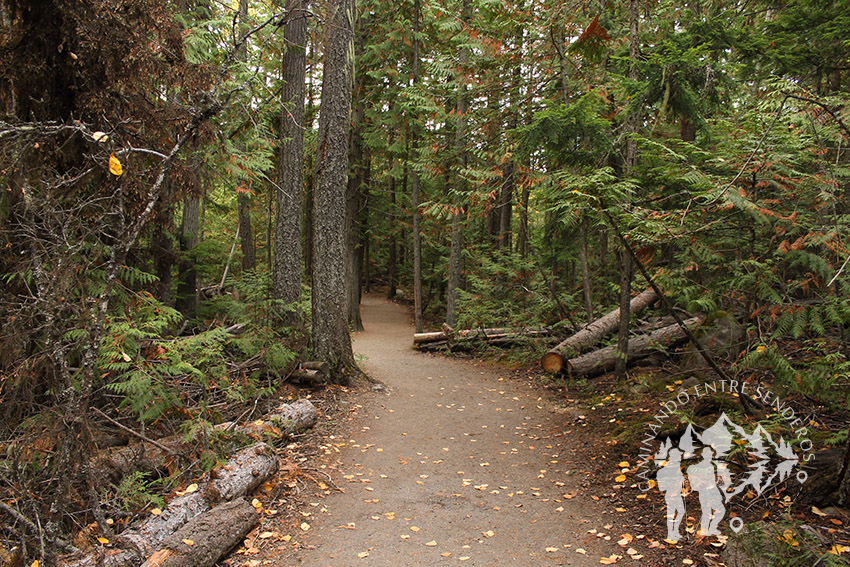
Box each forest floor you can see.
[231,295,701,567]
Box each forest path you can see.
[274,295,622,566]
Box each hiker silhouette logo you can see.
[652,410,806,541]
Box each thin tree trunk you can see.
[579,220,593,325]
[312,0,356,379]
[446,0,471,328]
[615,0,640,381]
[237,0,255,273]
[411,0,424,333]
[176,195,200,315]
[387,152,398,299]
[272,0,308,326]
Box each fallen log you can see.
[92,400,315,484]
[59,443,277,567]
[216,399,318,442]
[565,317,701,378]
[141,499,258,567]
[414,327,550,350]
[541,288,658,374]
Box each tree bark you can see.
[346,57,366,331]
[566,317,701,379]
[541,287,657,374]
[579,220,593,325]
[273,0,309,326]
[140,499,258,567]
[311,0,356,380]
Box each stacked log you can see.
[59,443,277,567]
[540,288,658,374]
[414,326,551,352]
[564,317,701,378]
[61,400,318,567]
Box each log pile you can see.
[540,288,658,373]
[414,324,551,352]
[61,400,318,567]
[60,443,276,567]
[539,287,702,378]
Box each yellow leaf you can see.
[425,540,437,547]
[812,506,827,517]
[281,535,292,542]
[251,499,262,508]
[459,557,470,562]
[829,544,850,555]
[300,522,310,531]
[545,547,559,552]
[185,483,199,494]
[357,552,369,559]
[97,537,109,545]
[31,561,40,567]
[617,534,633,546]
[92,131,109,143]
[258,531,274,539]
[109,153,123,176]
[409,526,420,532]
[617,461,630,468]
[576,548,587,554]
[121,351,131,362]
[615,475,627,483]
[182,539,194,546]
[482,530,494,538]
[150,508,162,516]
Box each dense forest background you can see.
[2,0,850,564]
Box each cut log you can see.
[413,331,449,344]
[216,399,318,442]
[541,288,658,374]
[414,327,550,350]
[140,499,258,567]
[565,317,701,378]
[59,443,277,567]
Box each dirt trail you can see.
[276,295,623,566]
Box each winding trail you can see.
[277,295,622,566]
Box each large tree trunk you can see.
[311,0,356,380]
[541,288,657,374]
[272,0,308,326]
[566,317,701,378]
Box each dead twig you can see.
[90,407,177,455]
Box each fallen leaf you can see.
[357,552,369,559]
[150,508,162,516]
[618,461,630,468]
[96,538,109,545]
[830,518,844,526]
[459,557,471,561]
[281,535,292,542]
[409,526,420,532]
[482,530,494,538]
[300,522,311,531]
[545,547,559,552]
[185,483,199,494]
[425,540,437,547]
[258,531,275,539]
[682,559,694,565]
[618,534,634,546]
[109,153,123,176]
[441,552,452,557]
[576,548,587,554]
[182,539,194,546]
[615,475,627,483]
